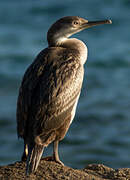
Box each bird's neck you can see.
[48,37,88,65]
[60,38,88,65]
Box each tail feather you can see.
[26,144,44,175]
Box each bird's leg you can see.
[41,140,64,165]
[21,142,28,161]
[53,140,64,166]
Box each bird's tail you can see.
[26,143,44,175]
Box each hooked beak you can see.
[82,19,112,29]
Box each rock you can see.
[0,159,130,180]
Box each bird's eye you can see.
[73,21,79,26]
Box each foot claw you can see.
[41,156,64,166]
[42,156,54,161]
[55,159,64,166]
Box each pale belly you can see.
[70,94,80,124]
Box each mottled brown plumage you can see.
[16,16,112,175]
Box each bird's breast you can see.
[77,40,88,65]
[62,38,88,65]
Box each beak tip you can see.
[107,19,112,24]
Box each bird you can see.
[16,16,112,175]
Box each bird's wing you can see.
[17,47,84,139]
[17,48,49,138]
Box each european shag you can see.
[17,16,112,175]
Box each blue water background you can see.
[0,0,130,169]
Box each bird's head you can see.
[47,16,112,46]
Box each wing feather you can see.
[17,47,84,140]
